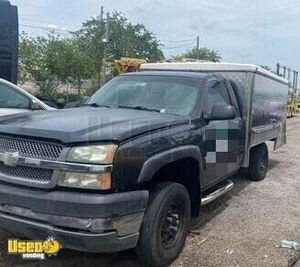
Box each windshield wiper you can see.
[118,105,161,113]
[84,103,111,108]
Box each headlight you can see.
[66,145,117,164]
[58,172,111,190]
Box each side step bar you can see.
[201,180,234,206]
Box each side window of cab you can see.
[0,83,31,109]
[205,80,231,116]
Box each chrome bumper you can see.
[0,213,141,252]
[0,204,144,237]
[0,183,149,252]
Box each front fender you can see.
[138,145,203,183]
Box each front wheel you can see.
[135,182,191,267]
[248,143,268,181]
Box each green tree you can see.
[17,62,30,86]
[19,10,164,97]
[19,33,94,98]
[107,13,164,61]
[173,47,221,62]
[74,12,164,84]
[46,39,94,98]
[19,33,61,97]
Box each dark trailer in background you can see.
[0,0,18,84]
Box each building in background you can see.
[0,0,18,84]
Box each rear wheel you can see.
[135,182,191,267]
[248,143,268,181]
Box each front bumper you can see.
[0,213,140,252]
[0,183,149,252]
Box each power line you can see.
[21,18,81,29]
[19,21,195,50]
[19,23,74,32]
[160,38,195,43]
[161,42,194,50]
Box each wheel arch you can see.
[138,146,203,216]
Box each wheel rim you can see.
[160,202,183,249]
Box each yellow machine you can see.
[111,58,146,74]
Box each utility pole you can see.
[103,12,110,63]
[98,6,104,87]
[276,63,280,76]
[296,72,298,92]
[293,71,298,94]
[100,6,104,22]
[283,66,286,78]
[196,36,200,50]
[101,12,110,86]
[294,72,297,94]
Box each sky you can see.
[10,0,300,78]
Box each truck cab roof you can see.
[122,70,222,80]
[140,62,289,85]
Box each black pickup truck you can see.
[0,64,289,266]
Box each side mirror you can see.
[210,105,237,120]
[31,101,44,111]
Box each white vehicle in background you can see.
[0,78,53,117]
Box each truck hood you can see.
[0,107,189,144]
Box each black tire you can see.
[248,143,268,181]
[135,182,191,267]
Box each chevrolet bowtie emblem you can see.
[3,152,20,167]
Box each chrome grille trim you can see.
[0,152,113,173]
[0,135,63,160]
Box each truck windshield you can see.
[87,75,201,116]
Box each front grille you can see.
[0,135,63,160]
[0,135,63,186]
[0,162,53,183]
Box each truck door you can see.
[201,79,242,189]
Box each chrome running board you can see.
[201,180,234,206]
